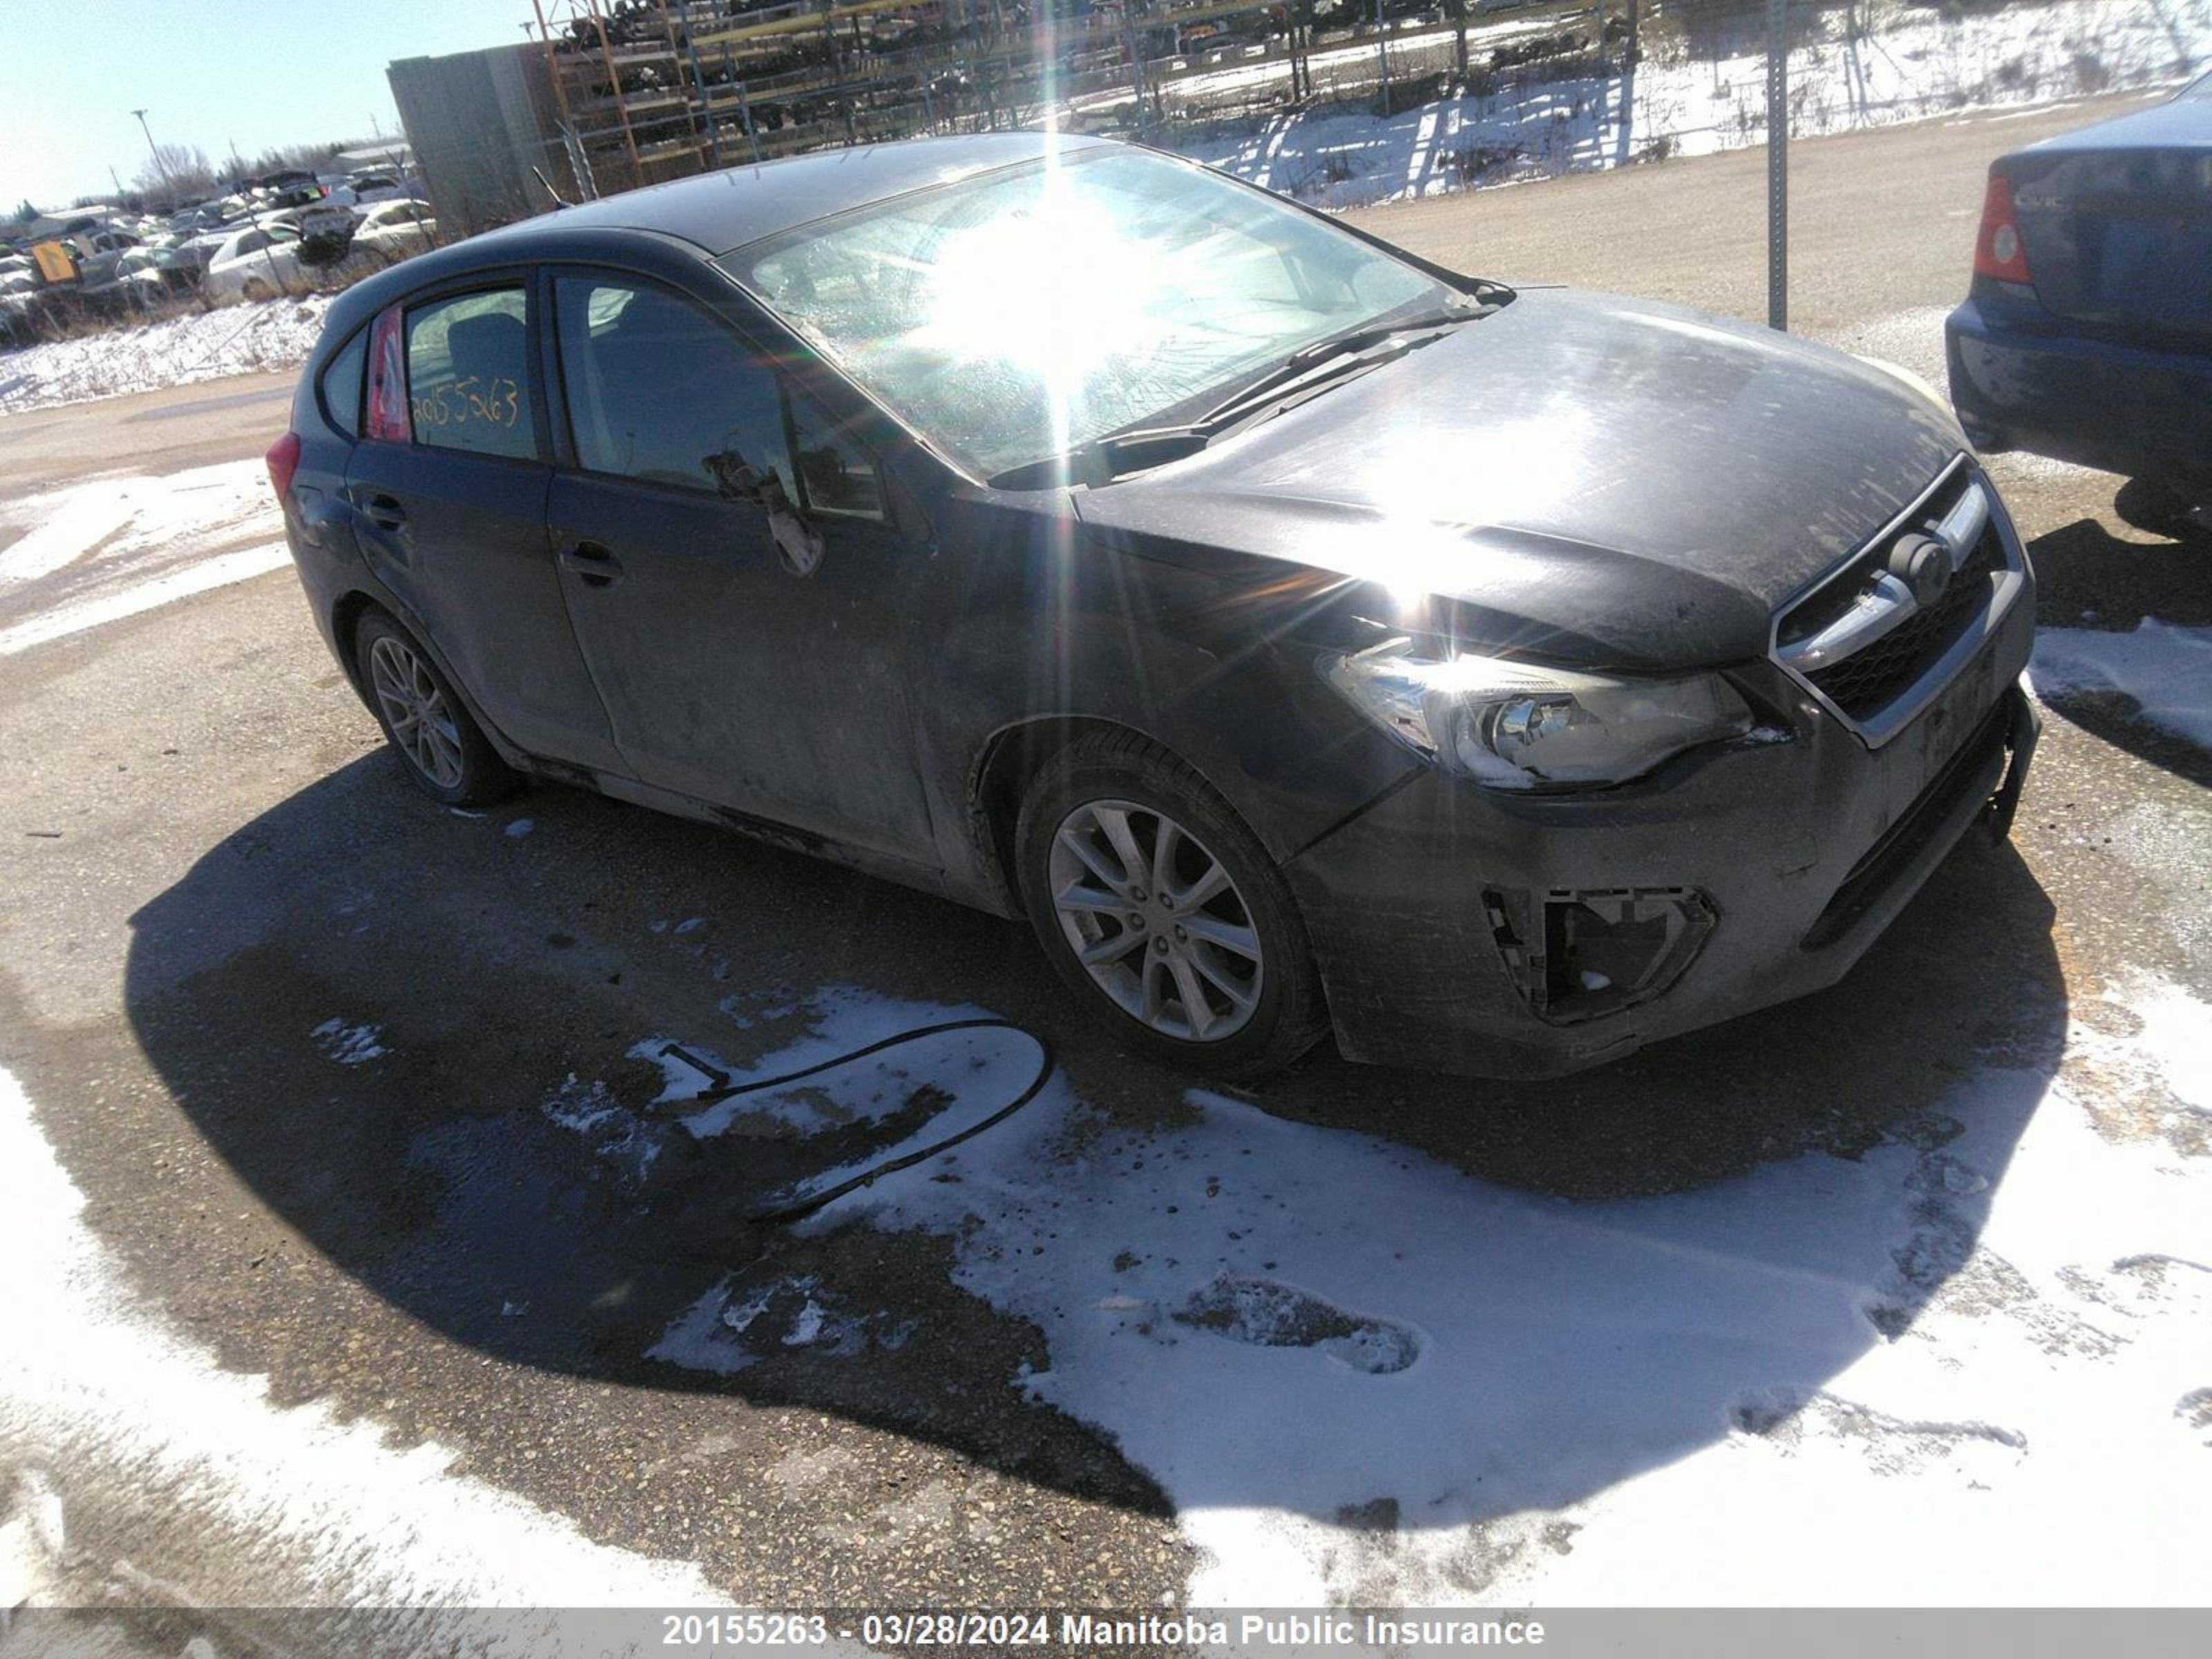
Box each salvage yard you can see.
[2,92,2209,1638]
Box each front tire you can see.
[1015,731,1327,1078]
[353,611,519,807]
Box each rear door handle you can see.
[355,490,409,532]
[557,541,624,588]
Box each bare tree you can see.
[135,142,218,200]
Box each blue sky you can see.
[1,1,523,207]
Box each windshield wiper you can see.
[987,307,1481,491]
[1194,307,1474,431]
[988,426,1210,491]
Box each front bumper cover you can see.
[1282,599,2038,1080]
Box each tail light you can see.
[1973,171,2033,284]
[364,303,411,442]
[265,431,301,500]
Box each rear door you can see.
[541,268,935,863]
[344,279,622,771]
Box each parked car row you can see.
[3,170,439,341]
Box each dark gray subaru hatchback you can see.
[271,133,2038,1081]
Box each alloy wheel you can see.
[1048,798,1264,1042]
[368,634,465,791]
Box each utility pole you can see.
[1375,0,1390,113]
[131,107,169,198]
[1767,0,1788,330]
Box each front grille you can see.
[1773,461,2014,731]
[1802,527,2002,720]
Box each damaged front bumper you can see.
[1282,605,2038,1080]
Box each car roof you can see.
[317,132,1121,352]
[507,131,1112,256]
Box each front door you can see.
[541,271,935,864]
[344,282,621,772]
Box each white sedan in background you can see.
[203,223,307,302]
[349,200,438,263]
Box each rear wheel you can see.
[354,611,519,807]
[2115,476,2208,541]
[241,277,272,303]
[1015,732,1327,1078]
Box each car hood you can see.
[1069,288,1965,672]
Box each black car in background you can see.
[269,134,2037,1080]
[1948,72,2212,529]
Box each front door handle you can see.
[558,541,624,588]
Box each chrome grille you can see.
[1770,457,2026,746]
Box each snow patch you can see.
[2032,618,2212,752]
[0,1060,722,1617]
[650,1273,912,1376]
[310,1018,388,1067]
[0,297,331,415]
[0,543,290,657]
[1178,1,2210,211]
[759,975,2212,1605]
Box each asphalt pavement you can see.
[1,94,2206,1633]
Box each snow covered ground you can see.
[0,458,287,656]
[0,1063,726,1632]
[0,295,329,417]
[521,966,2212,1608]
[2034,619,2212,751]
[1181,0,2211,209]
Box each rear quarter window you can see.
[317,328,368,439]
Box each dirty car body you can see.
[273,133,2037,1080]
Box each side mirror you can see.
[705,449,825,579]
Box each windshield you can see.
[718,147,1459,479]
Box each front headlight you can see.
[1322,639,1753,789]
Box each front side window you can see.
[787,387,884,520]
[552,276,787,494]
[720,147,1454,479]
[404,288,536,460]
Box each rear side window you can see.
[551,276,785,493]
[404,288,536,460]
[318,328,368,438]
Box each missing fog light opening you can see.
[1482,886,1716,1024]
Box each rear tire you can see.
[353,611,520,807]
[241,277,272,303]
[1014,731,1327,1079]
[2115,476,2207,541]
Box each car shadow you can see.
[118,749,2065,1537]
[2025,510,2212,790]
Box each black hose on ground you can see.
[658,1018,1056,1226]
